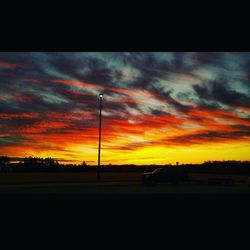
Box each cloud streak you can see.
[0,52,249,164]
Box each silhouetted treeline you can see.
[0,156,10,165]
[14,157,59,172]
[0,156,58,172]
[0,156,11,172]
[1,156,250,174]
[21,157,59,166]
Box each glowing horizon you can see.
[0,52,250,165]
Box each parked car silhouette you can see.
[142,167,188,185]
[142,167,250,186]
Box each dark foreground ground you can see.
[0,172,142,184]
[0,172,249,193]
[0,182,250,194]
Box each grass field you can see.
[0,182,250,194]
[0,172,250,193]
[0,172,142,184]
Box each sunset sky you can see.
[0,52,249,165]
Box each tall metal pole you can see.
[97,93,103,181]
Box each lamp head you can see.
[99,93,103,99]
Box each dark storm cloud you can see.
[0,52,51,80]
[106,141,155,151]
[0,117,40,129]
[193,52,223,65]
[194,102,223,112]
[0,135,31,147]
[125,53,172,89]
[82,57,117,85]
[0,52,225,119]
[150,108,169,116]
[122,52,195,75]
[171,52,198,72]
[117,53,201,104]
[0,102,21,114]
[230,124,250,131]
[243,55,250,86]
[46,53,88,79]
[8,92,71,114]
[162,91,193,113]
[166,130,250,145]
[55,88,97,106]
[47,53,121,86]
[1,52,250,154]
[55,87,129,119]
[193,79,250,109]
[0,52,35,64]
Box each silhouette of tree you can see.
[82,161,87,167]
[0,156,10,166]
[0,156,11,172]
[17,156,59,171]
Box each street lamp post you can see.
[97,93,103,181]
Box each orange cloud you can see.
[0,60,26,69]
